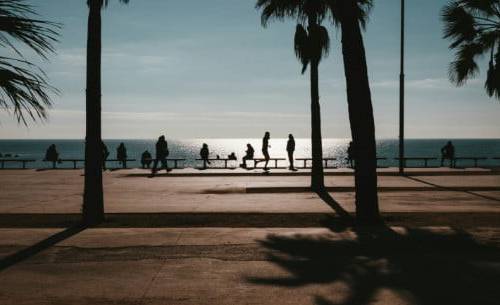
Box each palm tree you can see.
[256,0,330,191]
[83,0,129,225]
[0,0,59,124]
[329,0,380,224]
[442,0,500,99]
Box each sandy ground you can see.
[0,169,499,305]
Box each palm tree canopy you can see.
[442,0,500,99]
[0,0,59,124]
[256,0,332,73]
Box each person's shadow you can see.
[248,213,500,305]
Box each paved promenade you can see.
[0,169,499,305]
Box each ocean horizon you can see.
[1,138,500,169]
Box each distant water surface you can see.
[0,139,499,168]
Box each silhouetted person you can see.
[101,141,110,170]
[347,141,355,168]
[152,135,170,174]
[44,144,59,169]
[240,144,255,168]
[141,150,152,169]
[228,152,237,160]
[441,141,455,168]
[200,143,210,169]
[117,143,127,169]
[261,131,271,170]
[286,134,296,171]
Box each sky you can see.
[0,0,499,139]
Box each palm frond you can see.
[485,46,500,98]
[442,2,476,48]
[309,24,330,61]
[327,0,373,30]
[0,56,57,125]
[448,42,483,85]
[0,0,60,58]
[256,0,301,27]
[294,23,310,74]
[88,0,130,8]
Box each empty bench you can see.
[394,157,437,168]
[196,158,237,169]
[0,159,36,169]
[349,157,388,168]
[453,157,488,168]
[295,158,337,169]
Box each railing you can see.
[394,157,438,168]
[195,158,237,169]
[0,159,36,169]
[295,158,337,169]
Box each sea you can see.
[1,139,500,169]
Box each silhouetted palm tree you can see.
[83,0,129,225]
[442,0,500,99]
[256,0,330,191]
[329,0,380,224]
[0,0,59,124]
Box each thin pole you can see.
[399,0,405,174]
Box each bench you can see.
[347,157,388,168]
[394,157,438,168]
[0,159,36,169]
[143,158,186,169]
[59,159,85,169]
[453,157,488,168]
[295,158,338,169]
[252,158,286,169]
[196,158,237,169]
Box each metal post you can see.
[399,0,405,175]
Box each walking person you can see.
[262,131,271,171]
[116,143,127,169]
[200,143,211,169]
[286,134,296,171]
[152,135,170,174]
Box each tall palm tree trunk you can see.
[339,1,379,224]
[82,0,104,225]
[310,60,325,191]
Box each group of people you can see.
[41,139,459,170]
[198,132,297,171]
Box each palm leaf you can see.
[0,56,57,125]
[0,0,60,58]
[294,23,310,74]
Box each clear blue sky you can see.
[1,0,499,139]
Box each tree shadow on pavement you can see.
[0,224,86,272]
[248,222,500,305]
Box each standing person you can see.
[262,131,271,171]
[347,141,355,168]
[441,141,455,168]
[240,144,255,169]
[152,135,170,174]
[200,143,211,169]
[101,141,109,170]
[286,134,296,171]
[44,144,59,169]
[116,143,127,169]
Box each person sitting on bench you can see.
[44,144,59,169]
[228,152,237,160]
[440,141,455,168]
[141,150,152,169]
[200,143,210,169]
[240,144,254,168]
